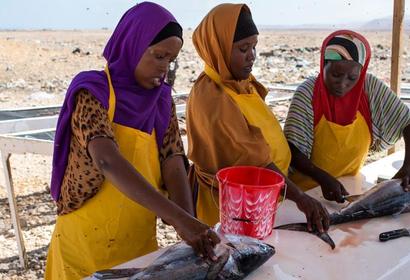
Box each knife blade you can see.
[92,268,143,279]
[341,194,361,202]
[379,228,410,242]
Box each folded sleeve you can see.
[366,73,410,151]
[71,89,116,152]
[284,77,316,158]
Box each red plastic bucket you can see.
[216,166,285,239]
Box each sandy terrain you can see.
[0,29,409,279]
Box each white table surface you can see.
[87,151,410,280]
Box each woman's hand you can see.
[317,173,349,203]
[392,165,410,191]
[295,194,330,233]
[174,216,221,261]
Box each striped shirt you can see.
[284,73,410,158]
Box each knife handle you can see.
[379,228,409,242]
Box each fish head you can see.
[221,234,275,277]
[206,244,231,280]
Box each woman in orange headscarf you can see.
[187,3,329,233]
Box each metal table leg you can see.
[0,151,28,268]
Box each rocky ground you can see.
[0,29,409,279]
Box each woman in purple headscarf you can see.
[45,2,220,279]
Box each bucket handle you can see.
[210,171,288,217]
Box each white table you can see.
[260,150,410,280]
[87,151,410,280]
[0,105,59,268]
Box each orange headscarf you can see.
[187,4,271,187]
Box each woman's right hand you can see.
[317,173,349,203]
[174,216,221,261]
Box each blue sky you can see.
[0,0,407,29]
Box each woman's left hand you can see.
[392,165,410,191]
[295,193,330,233]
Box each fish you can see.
[92,234,275,280]
[275,179,410,249]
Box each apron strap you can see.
[104,65,116,123]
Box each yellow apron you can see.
[45,67,162,279]
[196,66,291,225]
[290,112,371,191]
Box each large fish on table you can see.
[92,234,275,280]
[275,179,410,249]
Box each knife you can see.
[92,268,142,279]
[342,175,390,203]
[379,228,410,242]
[341,194,361,202]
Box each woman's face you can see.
[134,36,183,89]
[323,60,362,97]
[229,34,258,81]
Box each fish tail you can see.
[317,232,336,250]
[275,223,336,249]
[274,223,309,231]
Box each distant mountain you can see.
[258,16,410,31]
[258,23,360,30]
[360,16,410,30]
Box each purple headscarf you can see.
[50,2,178,201]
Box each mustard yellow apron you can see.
[45,67,162,279]
[196,66,291,225]
[290,112,371,191]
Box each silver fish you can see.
[92,234,275,280]
[275,179,410,249]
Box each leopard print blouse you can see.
[57,90,185,215]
